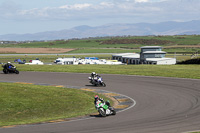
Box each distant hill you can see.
[1,20,200,41]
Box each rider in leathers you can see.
[94,95,110,108]
[5,62,14,70]
[91,72,98,80]
[91,72,101,85]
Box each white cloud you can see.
[1,0,200,24]
[59,3,91,10]
[100,2,114,7]
[19,8,49,18]
[135,0,149,2]
[0,0,200,35]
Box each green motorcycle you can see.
[96,100,116,117]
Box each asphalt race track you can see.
[1,71,200,133]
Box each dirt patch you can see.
[0,48,75,54]
[100,39,173,45]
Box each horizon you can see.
[1,19,199,36]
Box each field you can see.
[1,35,200,54]
[0,48,74,54]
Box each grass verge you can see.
[0,82,110,127]
[16,64,200,79]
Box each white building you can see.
[112,53,140,64]
[112,46,176,65]
[145,58,176,65]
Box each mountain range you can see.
[1,20,200,41]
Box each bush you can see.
[177,58,200,64]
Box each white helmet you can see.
[92,72,96,75]
[8,62,11,64]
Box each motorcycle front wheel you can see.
[112,110,116,115]
[15,70,19,74]
[102,82,106,87]
[99,109,106,117]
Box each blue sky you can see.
[0,0,200,35]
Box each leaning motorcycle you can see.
[88,76,106,87]
[96,100,116,117]
[2,65,19,74]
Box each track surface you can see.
[1,71,200,133]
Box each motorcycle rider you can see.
[91,72,97,79]
[94,95,110,107]
[91,72,98,84]
[5,62,14,70]
[94,95,104,108]
[91,72,102,82]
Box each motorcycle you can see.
[95,100,116,117]
[88,76,106,87]
[2,64,19,74]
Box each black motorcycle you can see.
[2,65,19,74]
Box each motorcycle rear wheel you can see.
[3,69,8,74]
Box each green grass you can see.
[1,35,200,53]
[15,64,200,79]
[0,82,110,127]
